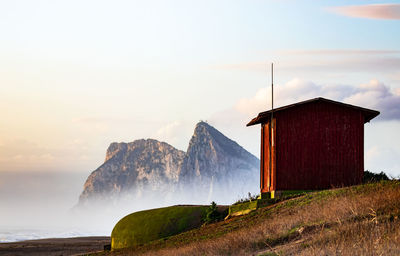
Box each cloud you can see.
[154,121,182,142]
[0,137,98,172]
[72,117,133,124]
[235,78,400,120]
[276,49,400,56]
[344,80,400,120]
[152,120,195,151]
[329,4,400,20]
[0,139,56,171]
[366,146,400,177]
[210,49,400,79]
[211,55,400,74]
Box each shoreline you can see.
[0,236,110,256]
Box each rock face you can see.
[179,122,260,200]
[79,139,185,204]
[78,122,259,206]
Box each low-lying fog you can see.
[0,171,256,242]
[0,171,98,241]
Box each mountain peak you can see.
[179,122,259,196]
[79,122,259,206]
[105,139,180,162]
[190,121,252,159]
[193,121,212,135]
[193,121,227,140]
[195,121,210,128]
[79,138,185,205]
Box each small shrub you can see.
[203,201,222,224]
[363,170,390,183]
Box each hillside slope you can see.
[100,181,400,256]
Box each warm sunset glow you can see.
[0,0,399,244]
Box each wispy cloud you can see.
[235,78,400,120]
[152,120,194,151]
[210,49,400,74]
[276,49,400,56]
[0,139,55,171]
[211,57,400,74]
[329,4,400,20]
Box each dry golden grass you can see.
[105,181,400,256]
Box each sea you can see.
[0,227,108,243]
[0,171,111,243]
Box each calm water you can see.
[0,226,108,243]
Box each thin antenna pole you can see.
[271,63,274,136]
[269,63,274,192]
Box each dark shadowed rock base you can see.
[0,236,110,256]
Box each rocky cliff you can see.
[79,139,185,204]
[78,122,259,206]
[179,122,259,200]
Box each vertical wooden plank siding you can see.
[260,124,265,192]
[359,113,365,182]
[271,119,276,191]
[265,101,365,191]
[261,122,269,193]
[261,119,276,192]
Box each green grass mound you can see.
[111,205,208,250]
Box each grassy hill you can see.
[112,205,210,249]
[97,181,400,255]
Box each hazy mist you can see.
[0,169,258,242]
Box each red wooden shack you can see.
[247,97,379,195]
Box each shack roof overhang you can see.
[247,97,380,126]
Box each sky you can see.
[1,0,400,222]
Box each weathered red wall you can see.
[261,101,364,191]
